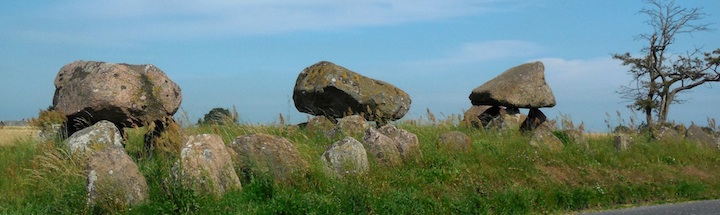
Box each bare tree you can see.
[613,0,720,127]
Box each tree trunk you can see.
[658,91,675,125]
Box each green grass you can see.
[1,120,720,214]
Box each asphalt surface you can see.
[583,200,720,215]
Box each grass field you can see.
[0,126,38,146]
[1,119,719,214]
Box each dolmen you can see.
[52,60,182,151]
[293,61,411,125]
[468,61,555,132]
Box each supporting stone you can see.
[521,108,547,132]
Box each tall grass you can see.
[1,115,720,214]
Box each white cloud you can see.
[408,40,543,68]
[17,0,503,43]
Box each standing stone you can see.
[463,105,491,128]
[66,120,123,155]
[229,134,309,183]
[321,137,369,176]
[86,147,148,210]
[521,108,548,132]
[293,61,411,123]
[52,61,182,136]
[469,61,555,108]
[176,134,241,196]
[614,134,632,151]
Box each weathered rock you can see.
[438,131,472,151]
[378,124,423,161]
[177,134,241,196]
[529,121,562,151]
[686,124,718,148]
[86,147,148,210]
[469,61,555,108]
[230,134,309,183]
[293,61,411,123]
[336,115,371,136]
[66,120,123,154]
[362,127,402,166]
[613,134,632,151]
[305,116,338,138]
[52,60,182,136]
[321,137,369,176]
[463,105,491,127]
[521,108,547,132]
[487,111,527,131]
[653,126,682,143]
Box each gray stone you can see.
[177,134,241,196]
[230,134,309,183]
[529,121,562,151]
[378,124,423,162]
[469,61,555,108]
[362,127,402,166]
[86,146,148,210]
[614,134,632,151]
[336,115,370,136]
[66,120,123,154]
[653,126,682,143]
[686,124,718,148]
[321,137,369,176]
[463,105,491,128]
[438,131,471,151]
[52,60,182,136]
[293,61,411,123]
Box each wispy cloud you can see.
[407,40,543,68]
[7,0,504,44]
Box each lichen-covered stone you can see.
[229,134,309,183]
[176,134,241,196]
[293,61,411,122]
[362,127,402,166]
[321,137,369,176]
[67,120,123,154]
[469,61,555,108]
[53,60,182,136]
[86,147,148,210]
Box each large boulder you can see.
[229,134,309,183]
[321,137,369,176]
[66,120,123,155]
[86,147,148,210]
[469,61,555,108]
[293,61,411,123]
[52,61,182,136]
[176,134,241,196]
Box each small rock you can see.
[66,120,123,154]
[321,137,369,176]
[438,131,472,151]
[686,124,717,148]
[378,124,423,162]
[362,127,402,166]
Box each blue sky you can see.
[1,0,718,131]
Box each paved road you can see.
[583,200,720,215]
